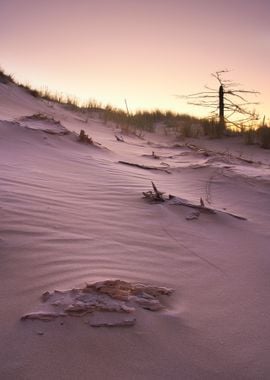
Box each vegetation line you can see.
[1,66,269,148]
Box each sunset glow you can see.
[1,0,269,119]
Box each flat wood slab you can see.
[21,280,174,328]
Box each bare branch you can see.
[230,90,260,95]
[225,91,248,102]
[187,102,218,108]
[179,70,260,130]
[204,85,216,91]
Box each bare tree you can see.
[179,70,260,134]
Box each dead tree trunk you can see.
[219,85,224,125]
[218,84,225,135]
[180,70,260,135]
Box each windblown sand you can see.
[1,82,270,379]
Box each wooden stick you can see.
[119,161,171,174]
[143,184,247,220]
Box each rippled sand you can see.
[1,82,270,379]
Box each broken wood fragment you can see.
[115,134,124,142]
[21,280,174,328]
[90,319,136,327]
[21,312,66,321]
[142,182,165,203]
[134,298,164,311]
[152,151,160,159]
[142,151,160,159]
[143,183,247,220]
[169,197,216,214]
[186,142,263,166]
[119,161,171,174]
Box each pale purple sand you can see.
[0,80,270,379]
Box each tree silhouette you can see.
[179,70,260,134]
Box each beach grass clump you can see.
[0,67,75,104]
[82,99,103,111]
[102,108,208,136]
[257,125,270,149]
[165,114,205,138]
[201,118,224,138]
[102,106,160,133]
[0,68,15,84]
[243,128,257,145]
[66,95,80,109]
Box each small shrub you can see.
[78,130,93,144]
[66,96,80,108]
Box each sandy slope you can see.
[0,82,270,379]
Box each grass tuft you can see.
[257,125,270,149]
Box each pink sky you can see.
[1,0,269,119]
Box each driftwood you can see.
[21,312,66,321]
[115,134,124,142]
[142,181,166,202]
[186,143,210,157]
[20,113,58,122]
[21,280,174,327]
[141,151,160,159]
[186,143,262,166]
[43,129,70,136]
[143,182,247,220]
[89,315,136,327]
[119,161,171,174]
[20,114,70,136]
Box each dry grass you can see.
[0,68,14,84]
[1,66,268,148]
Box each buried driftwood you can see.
[142,151,160,160]
[19,114,70,136]
[142,181,166,202]
[119,161,171,174]
[186,143,261,166]
[21,280,174,328]
[115,134,125,142]
[42,129,69,136]
[143,182,247,221]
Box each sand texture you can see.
[1,81,270,379]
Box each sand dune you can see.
[1,81,270,379]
